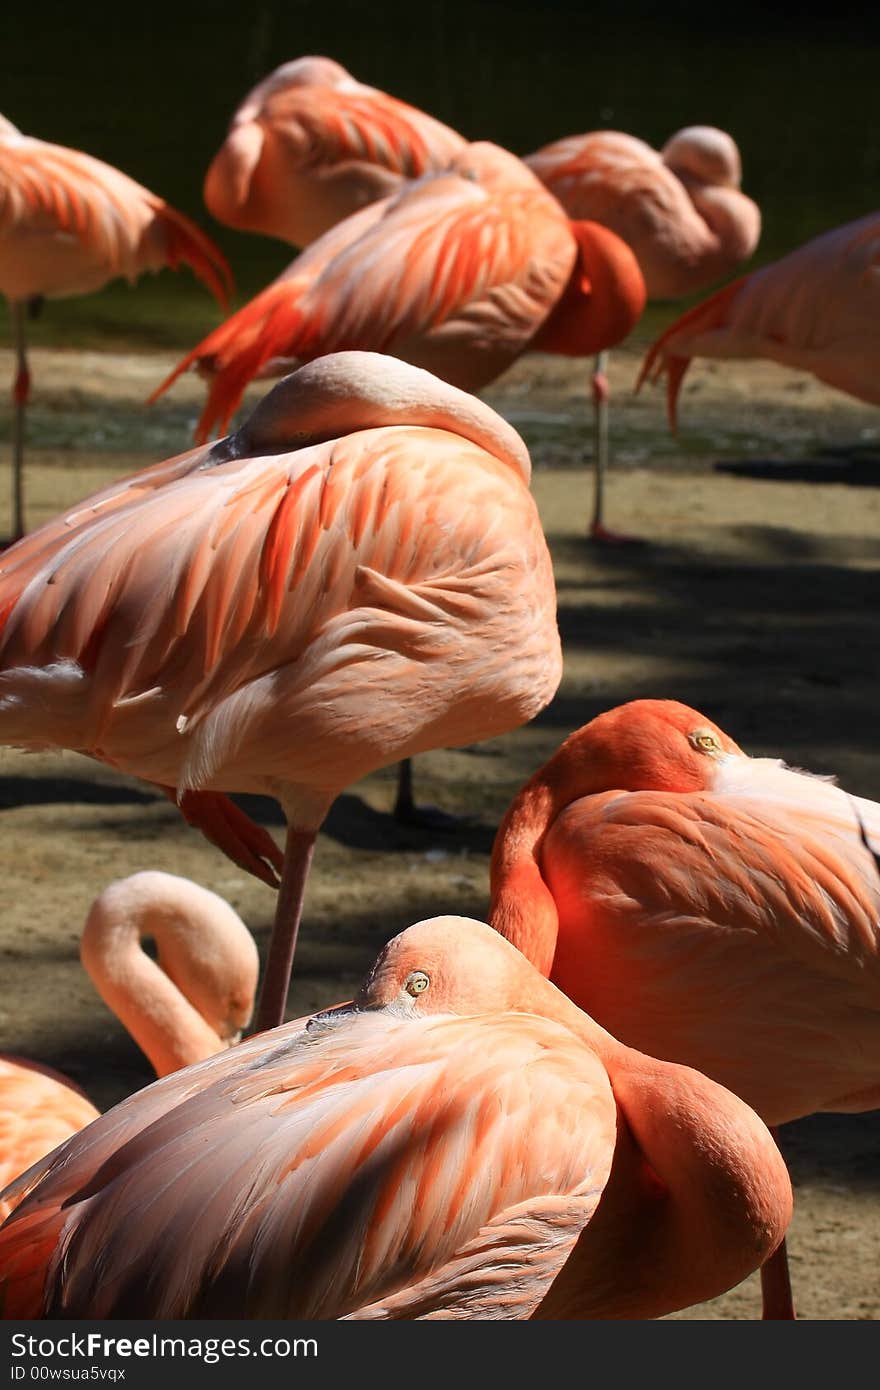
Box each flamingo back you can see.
[542,756,880,1124]
[0,1011,616,1319]
[0,120,231,306]
[640,210,880,417]
[0,1058,98,1222]
[162,143,578,440]
[0,355,561,823]
[204,58,467,247]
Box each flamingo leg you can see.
[760,1127,796,1319]
[253,825,317,1034]
[588,349,610,538]
[588,350,642,546]
[392,756,471,831]
[11,300,29,542]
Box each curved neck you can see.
[489,780,562,976]
[530,222,646,359]
[686,184,761,267]
[80,891,233,1078]
[536,1032,791,1318]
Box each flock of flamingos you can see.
[0,55,877,1321]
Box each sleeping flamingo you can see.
[0,917,792,1320]
[488,698,880,1318]
[638,211,880,429]
[524,126,761,538]
[0,871,258,1220]
[0,114,233,541]
[152,144,640,825]
[152,141,646,513]
[203,56,467,248]
[0,352,562,1034]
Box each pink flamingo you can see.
[0,352,562,1033]
[152,143,641,825]
[525,125,761,537]
[488,698,880,1318]
[203,56,467,249]
[638,211,880,428]
[152,141,646,511]
[0,871,257,1220]
[0,917,791,1320]
[0,114,233,542]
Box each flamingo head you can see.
[352,915,545,1019]
[548,698,744,797]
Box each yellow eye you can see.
[691,730,721,753]
[405,971,430,997]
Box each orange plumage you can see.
[0,919,792,1320]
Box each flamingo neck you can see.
[687,184,761,268]
[535,1043,792,1318]
[529,222,646,359]
[489,779,562,976]
[80,885,237,1078]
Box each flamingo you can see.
[152,141,646,509]
[0,870,258,1220]
[637,211,880,429]
[0,351,563,1034]
[524,126,761,539]
[203,56,467,249]
[0,1062,98,1224]
[153,143,641,826]
[0,113,233,542]
[488,697,880,1318]
[0,917,792,1320]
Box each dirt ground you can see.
[0,342,878,1320]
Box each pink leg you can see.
[10,301,29,542]
[253,825,317,1034]
[588,350,642,546]
[760,1128,796,1319]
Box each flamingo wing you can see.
[0,1011,616,1319]
[244,82,466,182]
[0,418,557,798]
[639,211,880,423]
[203,74,466,246]
[543,762,880,1122]
[158,148,576,439]
[0,1059,99,1222]
[0,127,231,306]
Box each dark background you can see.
[3,1,879,344]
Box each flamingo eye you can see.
[691,730,722,753]
[405,971,430,997]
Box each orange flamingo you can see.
[203,56,467,249]
[152,142,646,509]
[488,697,880,1318]
[0,916,792,1320]
[0,352,562,1034]
[0,1062,98,1224]
[0,870,258,1220]
[0,113,233,541]
[638,211,880,429]
[524,126,761,538]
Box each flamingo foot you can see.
[588,521,645,547]
[161,786,284,888]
